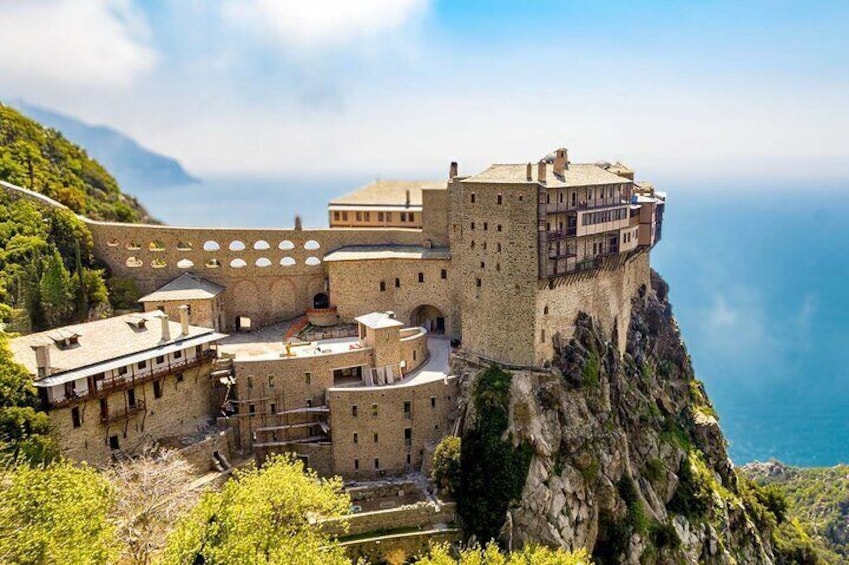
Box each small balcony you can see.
[101,399,146,425]
[546,227,577,239]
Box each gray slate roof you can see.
[138,273,225,303]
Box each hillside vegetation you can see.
[1,103,151,222]
[0,103,152,333]
[742,461,849,563]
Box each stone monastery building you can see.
[5,148,665,476]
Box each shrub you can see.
[432,435,461,497]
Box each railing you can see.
[546,228,577,239]
[46,350,215,410]
[548,248,577,259]
[101,399,146,424]
[545,200,625,214]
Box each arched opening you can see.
[313,293,330,309]
[411,305,445,334]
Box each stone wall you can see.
[142,295,224,331]
[327,376,458,478]
[449,179,540,366]
[535,250,650,362]
[321,501,457,537]
[174,429,234,473]
[49,360,215,466]
[338,529,460,564]
[326,257,458,336]
[85,220,427,328]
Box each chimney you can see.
[32,343,51,379]
[179,304,190,336]
[405,189,411,207]
[160,314,171,342]
[537,160,547,184]
[526,162,533,181]
[553,148,569,175]
[294,215,303,231]
[449,161,458,179]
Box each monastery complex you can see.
[4,148,666,477]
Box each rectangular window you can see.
[377,211,384,222]
[374,458,380,470]
[354,458,359,470]
[156,355,165,364]
[333,211,340,221]
[352,405,358,417]
[306,399,312,408]
[371,403,378,417]
[440,269,447,279]
[270,402,276,414]
[395,278,401,288]
[118,366,128,376]
[404,401,411,419]
[268,375,274,388]
[153,380,163,399]
[249,404,256,414]
[470,193,476,203]
[364,212,370,221]
[356,212,363,221]
[497,194,502,204]
[470,222,475,230]
[418,272,424,283]
[404,427,412,447]
[400,212,407,222]
[408,213,415,222]
[353,432,359,444]
[430,396,436,408]
[407,453,412,465]
[342,211,348,221]
[247,376,253,390]
[304,372,311,385]
[71,407,81,428]
[476,278,482,288]
[137,360,147,370]
[373,432,379,443]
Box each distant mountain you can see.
[10,100,199,193]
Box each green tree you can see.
[160,454,351,565]
[39,249,73,327]
[0,333,56,465]
[414,542,590,564]
[0,460,118,565]
[432,435,461,497]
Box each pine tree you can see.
[73,240,88,322]
[39,249,73,328]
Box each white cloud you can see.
[0,0,155,89]
[224,0,428,51]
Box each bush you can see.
[432,435,461,497]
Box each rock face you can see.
[456,271,776,564]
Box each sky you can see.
[0,0,848,182]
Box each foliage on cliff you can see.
[0,190,110,330]
[458,366,534,543]
[741,461,849,563]
[0,103,150,222]
[453,271,831,564]
[0,103,158,331]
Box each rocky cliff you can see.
[454,271,791,564]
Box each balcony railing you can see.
[101,399,146,424]
[546,200,625,214]
[546,228,577,239]
[46,350,215,410]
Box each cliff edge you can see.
[453,271,821,564]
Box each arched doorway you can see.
[313,293,330,309]
[411,305,445,334]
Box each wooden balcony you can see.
[101,400,146,425]
[45,350,215,410]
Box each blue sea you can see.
[140,177,849,467]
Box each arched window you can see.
[379,281,386,292]
[418,273,424,283]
